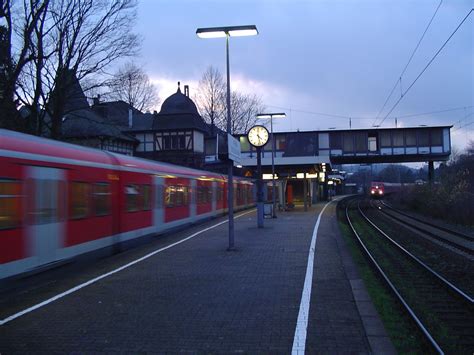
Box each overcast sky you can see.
[133,0,473,151]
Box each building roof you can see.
[62,109,137,143]
[159,85,199,115]
[152,83,210,133]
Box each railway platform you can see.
[0,199,395,354]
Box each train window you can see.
[165,185,188,207]
[142,185,151,210]
[176,186,188,206]
[197,186,209,204]
[93,183,111,216]
[0,179,21,230]
[165,186,175,207]
[125,185,140,212]
[71,182,89,219]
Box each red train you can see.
[369,181,401,198]
[0,129,255,280]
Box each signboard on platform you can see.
[227,134,242,164]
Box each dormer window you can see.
[156,131,192,151]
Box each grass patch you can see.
[337,206,435,354]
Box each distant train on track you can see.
[369,181,402,198]
[0,129,255,280]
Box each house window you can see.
[157,131,192,151]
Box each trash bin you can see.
[263,203,274,218]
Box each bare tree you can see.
[195,65,265,134]
[228,91,264,134]
[194,66,226,130]
[0,0,50,131]
[107,62,159,112]
[6,0,139,137]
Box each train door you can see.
[153,176,164,232]
[26,166,66,266]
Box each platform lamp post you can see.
[196,25,258,250]
[256,113,286,217]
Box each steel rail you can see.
[360,200,473,304]
[373,201,473,255]
[343,197,444,355]
[380,200,473,242]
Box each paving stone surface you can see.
[0,201,394,353]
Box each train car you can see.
[0,129,255,280]
[369,181,401,198]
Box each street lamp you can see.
[196,25,258,250]
[256,112,286,217]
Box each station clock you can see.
[247,125,269,147]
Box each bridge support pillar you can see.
[279,180,286,211]
[304,173,308,211]
[428,161,434,184]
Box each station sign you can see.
[227,134,242,164]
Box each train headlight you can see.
[371,190,375,194]
[378,190,383,195]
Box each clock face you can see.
[247,125,269,147]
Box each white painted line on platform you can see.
[291,200,335,355]
[0,209,255,326]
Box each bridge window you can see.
[275,135,286,150]
[418,130,429,146]
[380,131,391,147]
[406,130,416,146]
[240,136,251,152]
[368,137,377,152]
[343,132,354,152]
[330,132,342,149]
[430,129,442,145]
[355,132,367,152]
[393,131,404,147]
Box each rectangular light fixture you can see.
[196,25,258,38]
[257,113,286,119]
[262,173,278,180]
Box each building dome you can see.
[159,83,199,115]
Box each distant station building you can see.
[236,126,451,205]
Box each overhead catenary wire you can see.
[376,8,474,128]
[266,104,472,122]
[373,0,444,127]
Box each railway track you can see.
[374,200,473,255]
[342,196,474,354]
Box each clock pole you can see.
[256,146,264,228]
